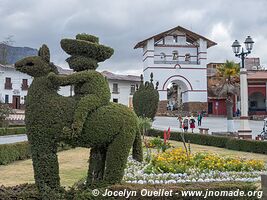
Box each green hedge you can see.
[147,129,267,154]
[0,142,71,165]
[0,182,259,200]
[0,141,30,165]
[0,127,26,136]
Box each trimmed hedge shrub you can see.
[0,141,71,165]
[147,129,267,154]
[0,127,26,136]
[0,182,259,200]
[0,141,30,165]
[133,73,159,120]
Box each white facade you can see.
[134,26,216,104]
[0,65,31,107]
[102,71,140,107]
[0,65,139,109]
[0,64,72,109]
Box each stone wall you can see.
[157,100,168,116]
[156,101,207,116]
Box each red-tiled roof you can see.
[134,25,217,49]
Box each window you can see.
[172,50,178,60]
[130,85,135,95]
[4,77,12,89]
[185,53,191,62]
[112,83,119,93]
[22,79,28,90]
[160,52,166,60]
[113,98,118,103]
[5,95,9,104]
[173,35,178,43]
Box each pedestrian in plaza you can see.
[197,112,203,126]
[189,115,196,133]
[177,115,183,131]
[182,116,189,132]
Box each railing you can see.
[154,60,199,65]
[4,83,12,90]
[21,84,28,91]
[112,88,120,94]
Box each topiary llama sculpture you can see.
[133,73,159,120]
[15,34,143,195]
[15,45,76,195]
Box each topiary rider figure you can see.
[48,34,113,137]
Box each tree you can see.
[0,35,14,64]
[0,101,12,127]
[133,73,159,120]
[216,60,240,133]
[137,116,152,139]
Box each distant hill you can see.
[0,43,38,64]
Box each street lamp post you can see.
[231,36,254,139]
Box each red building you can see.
[207,59,267,118]
[248,71,267,116]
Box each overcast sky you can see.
[1,0,267,75]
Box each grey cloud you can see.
[0,0,266,74]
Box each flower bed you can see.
[150,148,265,173]
[123,148,266,184]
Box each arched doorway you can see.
[249,92,266,112]
[166,79,189,111]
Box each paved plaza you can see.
[152,116,263,139]
[0,117,264,144]
[0,134,27,144]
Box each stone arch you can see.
[162,75,193,91]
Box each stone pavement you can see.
[0,116,264,144]
[0,134,27,144]
[152,116,263,139]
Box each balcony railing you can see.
[112,88,120,94]
[154,60,199,65]
[4,83,12,90]
[21,84,29,90]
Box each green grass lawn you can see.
[1,138,267,187]
[0,148,89,187]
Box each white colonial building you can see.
[0,64,140,109]
[0,64,72,109]
[134,26,216,112]
[102,71,140,108]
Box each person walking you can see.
[197,112,203,126]
[177,115,183,131]
[182,116,189,132]
[190,115,196,133]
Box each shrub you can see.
[0,141,71,165]
[0,102,12,127]
[0,127,26,136]
[147,129,267,154]
[137,117,152,138]
[0,142,30,165]
[133,73,159,120]
[0,182,259,200]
